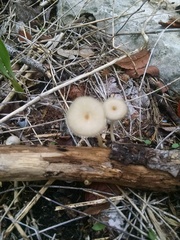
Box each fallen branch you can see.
[0,143,179,192]
[6,44,47,75]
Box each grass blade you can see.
[0,39,24,93]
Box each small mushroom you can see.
[66,96,106,146]
[6,135,21,145]
[103,97,128,142]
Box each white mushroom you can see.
[66,96,106,146]
[6,135,21,145]
[103,97,128,141]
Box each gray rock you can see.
[57,0,180,93]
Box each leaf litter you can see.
[0,1,179,240]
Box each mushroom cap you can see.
[103,97,128,121]
[66,96,106,137]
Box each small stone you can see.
[6,136,21,145]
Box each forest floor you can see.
[0,1,179,240]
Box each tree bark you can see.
[0,143,179,192]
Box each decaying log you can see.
[0,143,179,192]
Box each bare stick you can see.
[4,179,54,238]
[0,55,128,124]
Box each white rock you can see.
[6,135,21,145]
[57,0,180,93]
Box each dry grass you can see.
[0,0,179,239]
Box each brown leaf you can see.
[85,183,120,201]
[101,68,111,78]
[177,100,180,118]
[83,203,110,215]
[125,65,159,78]
[84,183,121,216]
[159,18,180,28]
[68,84,85,100]
[155,80,168,93]
[115,49,150,70]
[60,84,85,100]
[148,77,168,93]
[119,73,130,82]
[18,29,32,42]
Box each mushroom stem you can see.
[103,97,128,143]
[96,134,105,148]
[110,121,116,142]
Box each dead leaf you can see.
[79,46,94,58]
[83,203,110,215]
[85,183,120,202]
[155,80,168,93]
[18,29,32,42]
[115,49,150,70]
[148,77,168,93]
[100,68,111,78]
[177,100,180,118]
[120,73,130,82]
[61,84,85,101]
[68,84,85,100]
[125,65,159,78]
[57,46,94,59]
[84,183,121,216]
[159,18,180,28]
[57,48,78,59]
[16,22,32,43]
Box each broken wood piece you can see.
[5,44,48,76]
[0,144,179,192]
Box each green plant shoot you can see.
[92,222,106,231]
[147,229,158,240]
[0,39,24,93]
[171,143,180,149]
